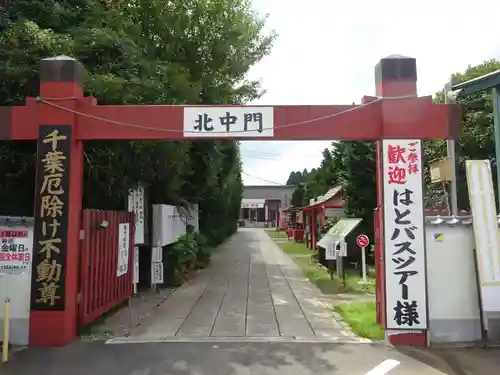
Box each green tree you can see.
[289,59,500,241]
[286,170,306,185]
[291,184,306,207]
[287,143,343,206]
[425,59,500,210]
[338,141,377,235]
[0,0,275,246]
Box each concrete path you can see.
[109,228,355,343]
[1,229,468,374]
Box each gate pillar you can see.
[29,56,85,346]
[374,55,427,346]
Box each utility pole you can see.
[444,80,459,215]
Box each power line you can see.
[240,149,325,160]
[242,172,285,185]
[37,94,417,135]
[241,154,320,162]
[241,148,324,157]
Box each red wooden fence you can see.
[79,209,135,327]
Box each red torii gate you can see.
[0,55,459,347]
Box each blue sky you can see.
[241,0,500,186]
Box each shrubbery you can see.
[162,232,214,286]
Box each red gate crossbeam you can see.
[0,55,463,349]
[1,96,459,141]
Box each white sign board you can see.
[382,139,427,330]
[117,223,130,277]
[128,186,145,244]
[0,220,34,346]
[325,241,336,260]
[152,205,186,246]
[152,247,162,263]
[241,203,264,208]
[151,262,164,284]
[183,107,274,137]
[465,160,500,311]
[133,246,139,284]
[0,228,32,275]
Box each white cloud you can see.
[243,0,500,186]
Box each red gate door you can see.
[79,209,135,327]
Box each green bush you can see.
[193,233,212,268]
[162,232,214,286]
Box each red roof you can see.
[302,186,343,210]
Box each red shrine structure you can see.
[0,55,460,347]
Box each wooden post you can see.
[375,55,427,346]
[29,56,85,346]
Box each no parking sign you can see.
[356,234,369,248]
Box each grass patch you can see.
[264,228,288,240]
[279,241,310,255]
[266,233,376,294]
[334,300,385,340]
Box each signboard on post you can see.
[133,246,139,284]
[152,247,162,263]
[356,234,369,248]
[128,186,146,245]
[133,246,139,294]
[151,262,164,284]
[325,241,336,260]
[117,223,130,277]
[356,234,370,284]
[382,139,427,330]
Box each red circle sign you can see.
[356,234,369,248]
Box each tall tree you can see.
[288,59,500,240]
[0,0,275,245]
[425,59,500,210]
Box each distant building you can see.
[241,185,295,226]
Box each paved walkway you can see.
[108,228,356,343]
[3,228,480,374]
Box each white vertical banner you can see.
[151,262,164,284]
[152,247,162,263]
[117,223,130,277]
[382,139,427,330]
[128,186,145,245]
[465,160,500,312]
[133,246,139,284]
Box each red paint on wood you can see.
[9,100,459,142]
[311,208,317,251]
[29,81,84,347]
[79,210,134,327]
[387,331,427,346]
[10,106,37,140]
